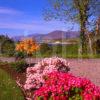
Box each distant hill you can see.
[43,30,79,40]
[12,30,79,42]
[12,35,25,41]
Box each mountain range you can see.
[12,30,79,42]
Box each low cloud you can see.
[0,7,22,15]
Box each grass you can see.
[1,43,100,58]
[33,44,78,58]
[0,68,24,100]
[34,44,100,59]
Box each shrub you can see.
[1,39,15,56]
[16,38,39,55]
[34,72,100,100]
[14,52,26,61]
[40,43,52,54]
[24,57,70,90]
[10,60,28,73]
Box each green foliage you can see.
[66,44,78,55]
[34,44,79,58]
[1,40,15,56]
[40,43,52,53]
[15,51,27,59]
[53,44,62,55]
[39,43,52,57]
[35,43,100,58]
[69,87,82,100]
[0,35,15,56]
[10,60,28,73]
[51,44,78,57]
[0,35,9,42]
[37,87,83,100]
[0,68,24,100]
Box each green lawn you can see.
[34,44,100,58]
[0,68,24,100]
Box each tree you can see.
[0,35,15,56]
[0,35,9,42]
[1,39,15,56]
[44,0,100,54]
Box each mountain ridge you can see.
[12,30,79,42]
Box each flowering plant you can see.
[34,72,100,100]
[16,38,39,55]
[24,57,69,90]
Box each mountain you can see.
[12,30,79,42]
[43,30,79,40]
[12,35,25,41]
[27,33,45,42]
[12,34,44,42]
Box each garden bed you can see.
[0,58,100,100]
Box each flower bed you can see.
[23,57,100,100]
[34,72,100,100]
[24,57,70,90]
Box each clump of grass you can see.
[0,68,24,100]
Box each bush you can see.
[24,57,70,90]
[10,60,28,73]
[1,37,15,56]
[40,43,52,54]
[34,72,100,100]
[14,52,26,61]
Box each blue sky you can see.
[0,0,79,37]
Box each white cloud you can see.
[0,7,22,15]
[0,7,79,35]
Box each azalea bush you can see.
[16,38,39,55]
[24,57,70,90]
[21,57,100,100]
[34,72,100,100]
[15,38,39,65]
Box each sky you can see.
[0,0,79,37]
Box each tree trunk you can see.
[79,21,87,55]
[88,36,93,56]
[78,1,88,55]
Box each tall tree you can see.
[44,0,100,54]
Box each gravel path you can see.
[0,57,100,86]
[68,59,100,86]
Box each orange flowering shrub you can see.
[16,38,39,55]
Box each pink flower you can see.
[24,57,69,90]
[34,72,100,100]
